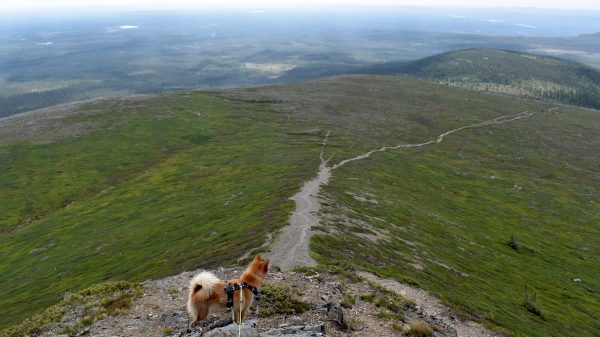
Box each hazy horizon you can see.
[3,0,600,11]
[1,0,599,118]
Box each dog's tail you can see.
[187,271,220,319]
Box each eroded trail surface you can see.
[266,132,331,271]
[263,110,550,335]
[332,111,535,169]
[268,110,544,271]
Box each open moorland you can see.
[233,76,600,337]
[1,75,599,337]
[0,92,323,326]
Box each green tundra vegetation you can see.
[357,49,600,109]
[1,75,599,337]
[240,76,600,337]
[2,280,142,337]
[0,93,322,327]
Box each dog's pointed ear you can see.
[254,254,262,261]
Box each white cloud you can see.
[516,23,537,28]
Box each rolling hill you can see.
[1,75,599,337]
[353,49,600,109]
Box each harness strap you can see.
[225,282,260,308]
[241,282,260,299]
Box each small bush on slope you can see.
[257,284,312,317]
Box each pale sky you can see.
[2,0,600,11]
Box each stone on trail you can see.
[325,303,347,330]
[263,323,325,337]
[203,323,260,337]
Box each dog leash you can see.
[224,281,260,337]
[238,288,242,337]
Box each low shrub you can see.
[524,285,545,320]
[257,284,312,317]
[406,319,433,337]
[508,235,520,250]
[340,295,356,308]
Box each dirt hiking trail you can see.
[266,132,331,270]
[268,110,547,271]
[263,109,555,336]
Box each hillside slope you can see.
[232,76,600,337]
[0,93,322,326]
[1,75,599,337]
[355,49,600,109]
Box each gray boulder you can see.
[262,324,325,337]
[203,324,260,337]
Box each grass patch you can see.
[523,285,545,320]
[391,322,404,331]
[290,265,320,277]
[0,280,142,337]
[508,235,520,250]
[406,319,433,337]
[377,309,396,319]
[340,294,356,308]
[80,316,93,326]
[347,317,363,331]
[257,284,312,317]
[359,281,413,322]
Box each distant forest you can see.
[350,49,600,110]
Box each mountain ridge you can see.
[348,48,600,109]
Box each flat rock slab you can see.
[263,324,325,336]
[204,324,260,337]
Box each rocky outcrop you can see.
[262,323,325,337]
[176,323,325,337]
[30,266,502,337]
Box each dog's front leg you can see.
[241,294,253,322]
[232,306,241,325]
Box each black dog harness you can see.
[225,282,260,308]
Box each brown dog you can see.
[187,254,269,324]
